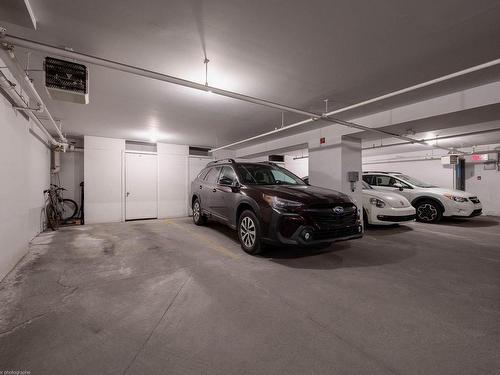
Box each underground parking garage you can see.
[1,1,500,374]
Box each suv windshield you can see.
[395,174,436,188]
[236,164,305,185]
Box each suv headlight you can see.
[263,194,304,210]
[369,198,386,208]
[444,194,468,203]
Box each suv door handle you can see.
[212,188,217,192]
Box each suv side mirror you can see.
[393,182,404,191]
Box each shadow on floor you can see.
[264,239,416,270]
[436,217,499,228]
[365,224,414,236]
[202,220,417,270]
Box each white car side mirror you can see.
[393,182,404,191]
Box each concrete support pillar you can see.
[308,135,363,210]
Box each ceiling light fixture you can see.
[149,129,159,143]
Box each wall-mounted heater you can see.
[45,57,89,104]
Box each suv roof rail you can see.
[207,158,236,166]
[259,161,279,166]
[363,171,401,174]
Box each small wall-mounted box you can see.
[441,155,459,165]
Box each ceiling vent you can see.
[45,57,89,104]
[269,155,285,163]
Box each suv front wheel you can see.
[416,200,442,223]
[238,210,262,255]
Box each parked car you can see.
[361,181,416,225]
[191,159,363,254]
[362,171,482,223]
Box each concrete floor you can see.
[1,217,499,375]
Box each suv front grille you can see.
[469,197,480,204]
[306,204,358,230]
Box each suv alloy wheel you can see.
[416,200,442,223]
[238,210,262,255]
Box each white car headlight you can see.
[444,194,468,203]
[263,194,304,210]
[369,198,386,208]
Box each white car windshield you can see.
[395,174,436,188]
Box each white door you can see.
[125,153,158,220]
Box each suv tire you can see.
[363,208,369,228]
[416,200,442,223]
[238,210,262,255]
[192,199,207,226]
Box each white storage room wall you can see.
[84,137,194,223]
[0,88,50,280]
[158,143,189,218]
[84,136,125,224]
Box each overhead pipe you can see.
[0,43,67,143]
[12,104,43,112]
[0,32,461,154]
[363,127,500,150]
[0,71,59,145]
[363,156,442,165]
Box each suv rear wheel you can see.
[238,210,262,255]
[192,199,207,225]
[416,200,442,223]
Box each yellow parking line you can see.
[165,219,240,260]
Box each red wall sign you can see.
[320,137,326,144]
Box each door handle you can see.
[212,188,217,192]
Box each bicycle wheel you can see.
[61,199,78,220]
[46,204,59,230]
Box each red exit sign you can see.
[471,154,488,162]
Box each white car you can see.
[362,181,416,225]
[362,172,483,223]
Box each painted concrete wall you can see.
[363,149,454,190]
[465,163,500,216]
[59,150,84,207]
[0,92,50,280]
[284,156,308,178]
[309,136,363,205]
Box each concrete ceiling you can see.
[1,0,500,147]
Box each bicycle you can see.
[44,184,79,230]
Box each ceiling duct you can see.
[45,57,89,104]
